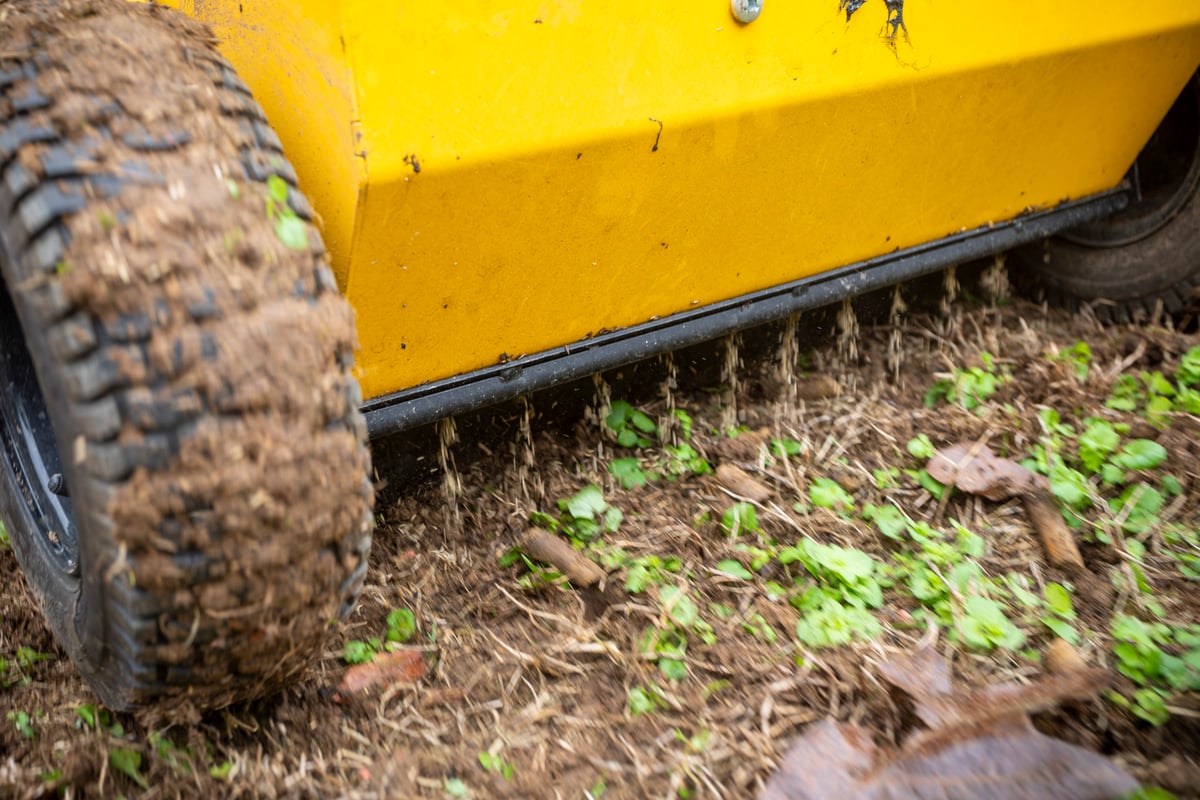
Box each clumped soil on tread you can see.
[0,0,371,714]
[2,294,1199,797]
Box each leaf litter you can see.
[764,646,1136,800]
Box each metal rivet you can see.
[47,473,68,497]
[731,0,762,23]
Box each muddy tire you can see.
[1011,74,1200,322]
[0,1,373,712]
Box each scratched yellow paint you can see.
[158,1,1200,401]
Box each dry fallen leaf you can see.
[519,528,606,587]
[336,649,427,698]
[715,463,773,502]
[1022,488,1086,571]
[925,443,1038,500]
[926,443,1084,570]
[762,647,1136,800]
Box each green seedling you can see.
[740,613,777,643]
[721,502,760,536]
[8,710,34,739]
[1110,615,1200,691]
[670,409,695,440]
[150,732,196,777]
[628,683,671,715]
[1078,418,1120,474]
[872,467,900,489]
[210,761,235,780]
[863,503,908,540]
[808,477,855,514]
[1049,341,1092,382]
[1162,526,1200,579]
[674,728,711,753]
[444,777,470,798]
[793,592,881,648]
[478,752,515,779]
[958,596,1026,651]
[111,748,149,789]
[343,638,380,664]
[609,457,649,489]
[344,607,420,663]
[75,704,122,736]
[557,485,623,544]
[606,400,658,448]
[641,585,717,680]
[770,438,805,459]
[1109,483,1164,536]
[780,539,884,609]
[713,558,753,580]
[386,608,417,643]
[906,434,937,460]
[1,646,54,687]
[1039,581,1080,644]
[623,554,683,593]
[1107,687,1171,726]
[925,352,1007,411]
[659,443,712,479]
[265,174,308,250]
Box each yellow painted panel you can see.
[340,1,1200,399]
[152,0,362,288]
[148,0,1200,401]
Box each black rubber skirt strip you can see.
[363,188,1130,439]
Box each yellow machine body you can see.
[161,0,1200,402]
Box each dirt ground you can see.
[2,275,1199,799]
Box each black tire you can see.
[0,0,373,712]
[1011,74,1200,322]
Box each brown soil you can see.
[3,288,1199,798]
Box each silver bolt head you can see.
[731,0,763,23]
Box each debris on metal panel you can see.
[839,0,907,42]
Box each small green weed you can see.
[7,710,35,739]
[343,607,419,663]
[264,175,308,251]
[1049,341,1092,382]
[721,502,760,536]
[606,400,658,448]
[557,485,623,544]
[478,751,516,779]
[444,776,470,798]
[925,352,1007,411]
[1108,614,1200,724]
[628,683,671,715]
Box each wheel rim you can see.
[1063,75,1200,249]
[0,283,78,575]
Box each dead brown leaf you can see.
[762,648,1135,800]
[519,528,606,587]
[336,649,427,698]
[926,443,1085,570]
[715,463,773,502]
[1022,488,1086,570]
[925,443,1038,501]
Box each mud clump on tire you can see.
[0,0,373,713]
